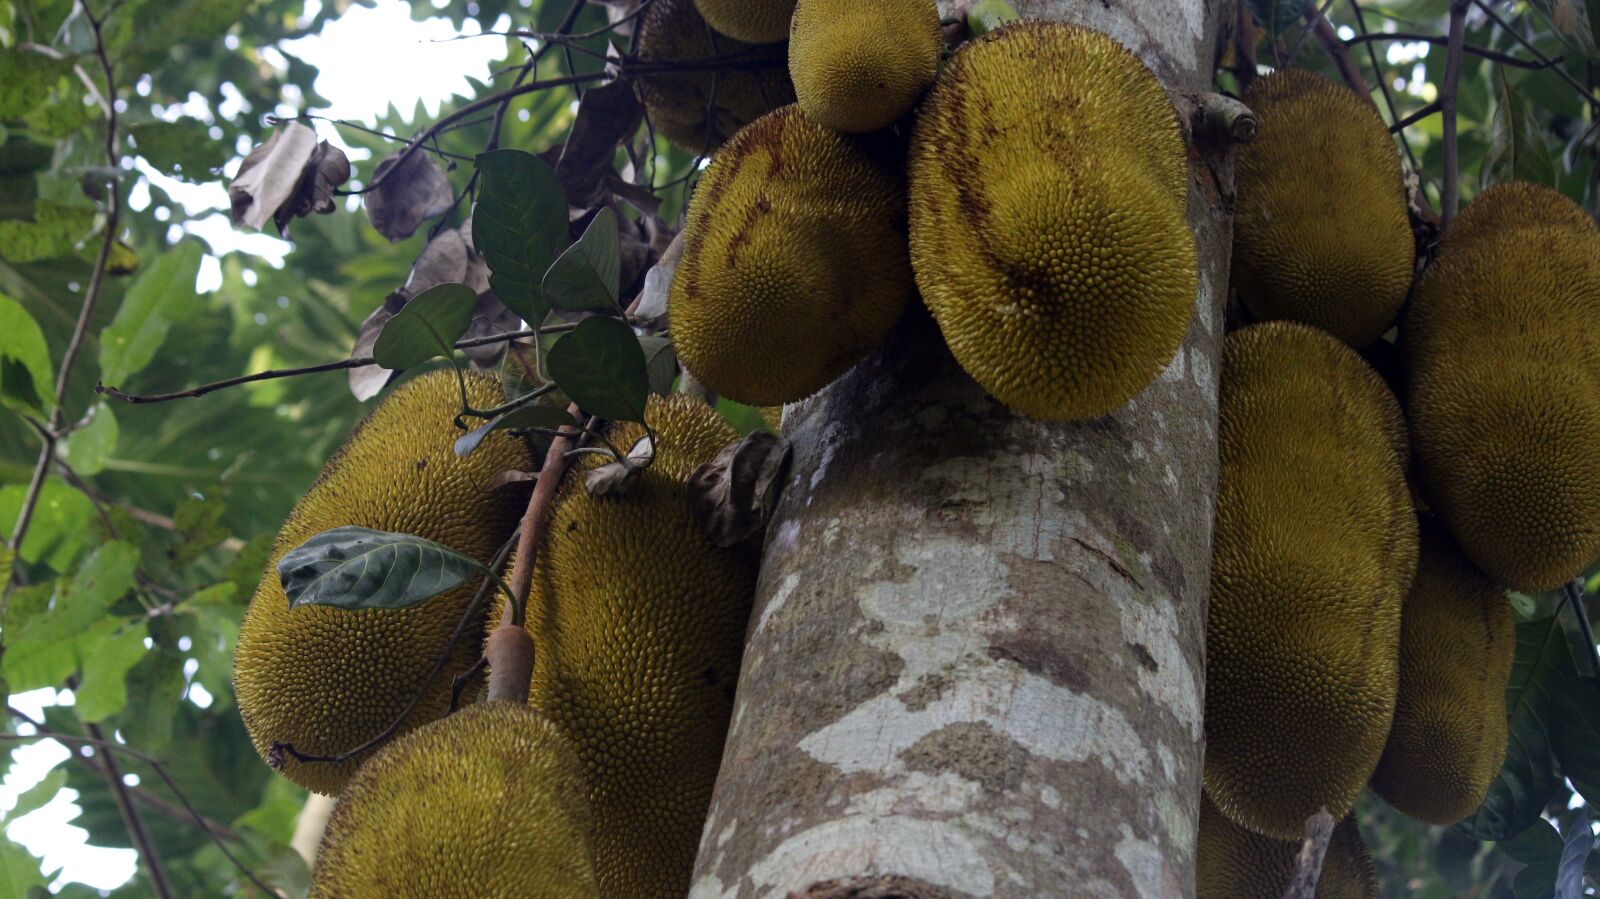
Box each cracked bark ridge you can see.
[690,2,1233,898]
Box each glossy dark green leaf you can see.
[1244,0,1311,43]
[98,240,202,386]
[1459,617,1568,840]
[278,526,481,612]
[639,335,678,395]
[546,317,649,423]
[1504,817,1562,899]
[472,149,567,325]
[1482,68,1558,190]
[1591,0,1600,52]
[544,206,620,311]
[1557,810,1594,899]
[454,403,574,458]
[371,283,476,369]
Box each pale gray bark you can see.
[690,3,1236,898]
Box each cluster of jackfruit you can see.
[1401,181,1600,592]
[669,19,1198,423]
[234,371,534,794]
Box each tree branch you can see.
[1344,32,1559,70]
[84,718,174,899]
[1306,8,1371,98]
[1281,809,1336,899]
[1473,0,1600,112]
[1286,0,1338,68]
[1347,0,1421,174]
[1441,0,1470,226]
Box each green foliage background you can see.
[0,0,1594,895]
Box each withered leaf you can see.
[366,147,456,242]
[230,122,317,232]
[585,434,654,498]
[687,430,793,548]
[556,79,644,208]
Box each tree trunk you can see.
[690,3,1236,898]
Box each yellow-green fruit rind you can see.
[521,394,759,898]
[309,702,599,899]
[908,22,1196,421]
[1370,521,1513,824]
[671,105,914,405]
[788,0,941,133]
[1402,182,1600,591]
[694,0,795,43]
[1207,322,1416,839]
[1233,70,1414,348]
[637,0,794,153]
[234,372,529,794]
[1197,794,1378,899]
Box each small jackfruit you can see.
[637,0,795,153]
[693,0,795,43]
[1197,794,1378,899]
[670,105,914,405]
[1232,70,1414,348]
[1207,322,1416,839]
[309,702,600,899]
[788,0,942,133]
[514,394,759,898]
[234,371,531,794]
[908,22,1196,421]
[1402,181,1600,591]
[1370,520,1513,825]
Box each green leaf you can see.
[1459,617,1569,840]
[0,52,68,119]
[1591,0,1600,53]
[126,119,230,181]
[472,149,567,326]
[546,317,649,423]
[639,335,677,396]
[1504,818,1562,899]
[0,838,46,896]
[453,403,574,458]
[277,526,482,612]
[0,293,54,413]
[74,620,148,722]
[966,0,1021,35]
[4,768,66,824]
[371,283,477,370]
[543,207,620,311]
[1557,810,1594,899]
[1243,0,1311,43]
[1555,671,1600,804]
[1482,68,1559,190]
[98,240,202,386]
[60,402,117,476]
[0,480,96,570]
[0,200,94,264]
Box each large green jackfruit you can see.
[788,0,942,133]
[1207,322,1416,839]
[309,701,599,899]
[1370,520,1513,824]
[908,22,1195,421]
[234,371,531,794]
[1232,70,1414,348]
[693,0,795,43]
[671,105,914,405]
[515,394,760,898]
[1402,181,1600,591]
[1197,794,1378,899]
[637,0,794,153]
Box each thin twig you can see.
[1281,808,1337,899]
[1235,0,1258,93]
[1564,579,1600,678]
[84,718,174,899]
[1286,0,1339,67]
[1441,0,1470,227]
[1348,0,1422,173]
[1344,32,1558,69]
[1307,9,1372,98]
[1390,100,1442,133]
[1473,0,1600,111]
[502,406,588,628]
[96,324,579,405]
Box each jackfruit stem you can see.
[504,405,589,628]
[485,622,536,704]
[1282,808,1336,899]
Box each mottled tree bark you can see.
[690,3,1236,898]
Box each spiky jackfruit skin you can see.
[309,702,600,899]
[1233,70,1414,348]
[694,0,795,43]
[1370,521,1513,824]
[1197,795,1378,899]
[908,22,1196,421]
[637,0,795,153]
[788,0,941,133]
[1207,322,1416,839]
[1401,181,1600,591]
[517,394,759,898]
[671,105,914,405]
[234,372,530,795]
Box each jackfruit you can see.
[1402,181,1600,591]
[637,0,795,153]
[788,0,942,133]
[1197,794,1378,899]
[1207,321,1416,839]
[308,701,600,899]
[511,393,759,898]
[235,371,531,795]
[1370,520,1513,824]
[1232,70,1414,348]
[907,22,1196,421]
[670,105,914,405]
[693,0,795,43]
